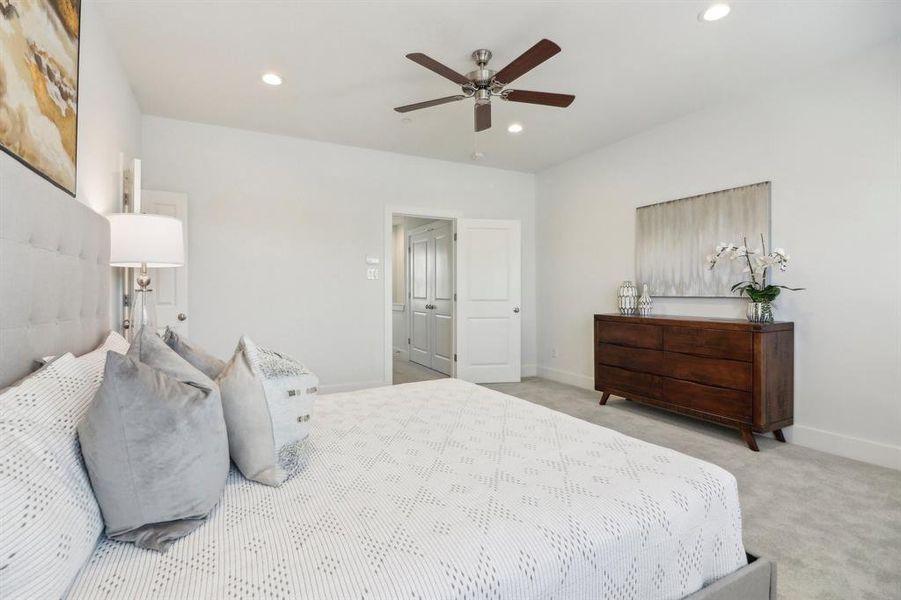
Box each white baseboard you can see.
[790,425,900,470]
[393,347,409,362]
[319,380,388,394]
[536,365,594,390]
[522,363,537,377]
[535,364,899,471]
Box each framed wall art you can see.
[635,181,771,297]
[0,0,81,195]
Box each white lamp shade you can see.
[108,213,185,268]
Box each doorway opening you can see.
[390,214,455,384]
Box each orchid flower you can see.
[704,235,803,300]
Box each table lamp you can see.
[108,213,184,332]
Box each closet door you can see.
[429,222,454,375]
[408,221,454,375]
[409,228,432,368]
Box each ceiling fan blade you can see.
[406,53,471,86]
[504,90,575,107]
[394,95,466,113]
[475,102,491,132]
[493,39,561,85]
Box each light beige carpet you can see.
[393,358,448,384]
[477,377,901,600]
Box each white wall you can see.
[141,116,535,391]
[75,1,143,216]
[535,41,901,469]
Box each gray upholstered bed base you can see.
[685,553,777,600]
[0,152,111,387]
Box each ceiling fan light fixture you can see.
[261,72,283,86]
[507,123,523,134]
[699,3,730,22]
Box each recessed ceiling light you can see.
[261,72,283,86]
[507,123,523,134]
[699,3,730,22]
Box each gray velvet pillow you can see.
[217,336,317,487]
[162,328,226,380]
[78,328,229,552]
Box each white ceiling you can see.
[96,1,900,173]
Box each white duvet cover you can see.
[68,378,746,600]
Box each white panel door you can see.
[408,221,454,375]
[141,190,189,337]
[409,229,431,367]
[456,219,521,383]
[430,222,454,374]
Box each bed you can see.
[65,377,748,599]
[0,155,775,599]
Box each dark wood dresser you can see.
[594,314,793,451]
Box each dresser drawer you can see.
[664,352,752,391]
[663,378,752,421]
[663,327,752,362]
[597,343,665,376]
[595,365,662,398]
[597,322,663,350]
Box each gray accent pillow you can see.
[78,328,229,552]
[162,327,227,380]
[217,336,317,487]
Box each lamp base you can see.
[133,263,157,331]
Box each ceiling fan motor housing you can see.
[467,49,496,93]
[472,49,492,66]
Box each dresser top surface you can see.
[595,313,794,332]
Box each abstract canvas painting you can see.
[0,0,80,195]
[636,182,771,297]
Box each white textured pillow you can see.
[75,331,130,382]
[0,353,104,599]
[217,336,317,486]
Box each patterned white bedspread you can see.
[68,378,746,600]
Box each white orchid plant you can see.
[706,234,803,303]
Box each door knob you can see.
[513,306,520,313]
[177,313,187,321]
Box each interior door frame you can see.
[384,206,461,385]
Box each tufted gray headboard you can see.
[0,153,111,387]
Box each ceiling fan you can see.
[394,39,575,132]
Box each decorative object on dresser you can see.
[636,181,771,297]
[706,234,804,323]
[617,280,638,315]
[638,283,653,316]
[594,314,793,451]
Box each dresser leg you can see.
[740,426,759,452]
[599,392,610,406]
[773,429,786,443]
